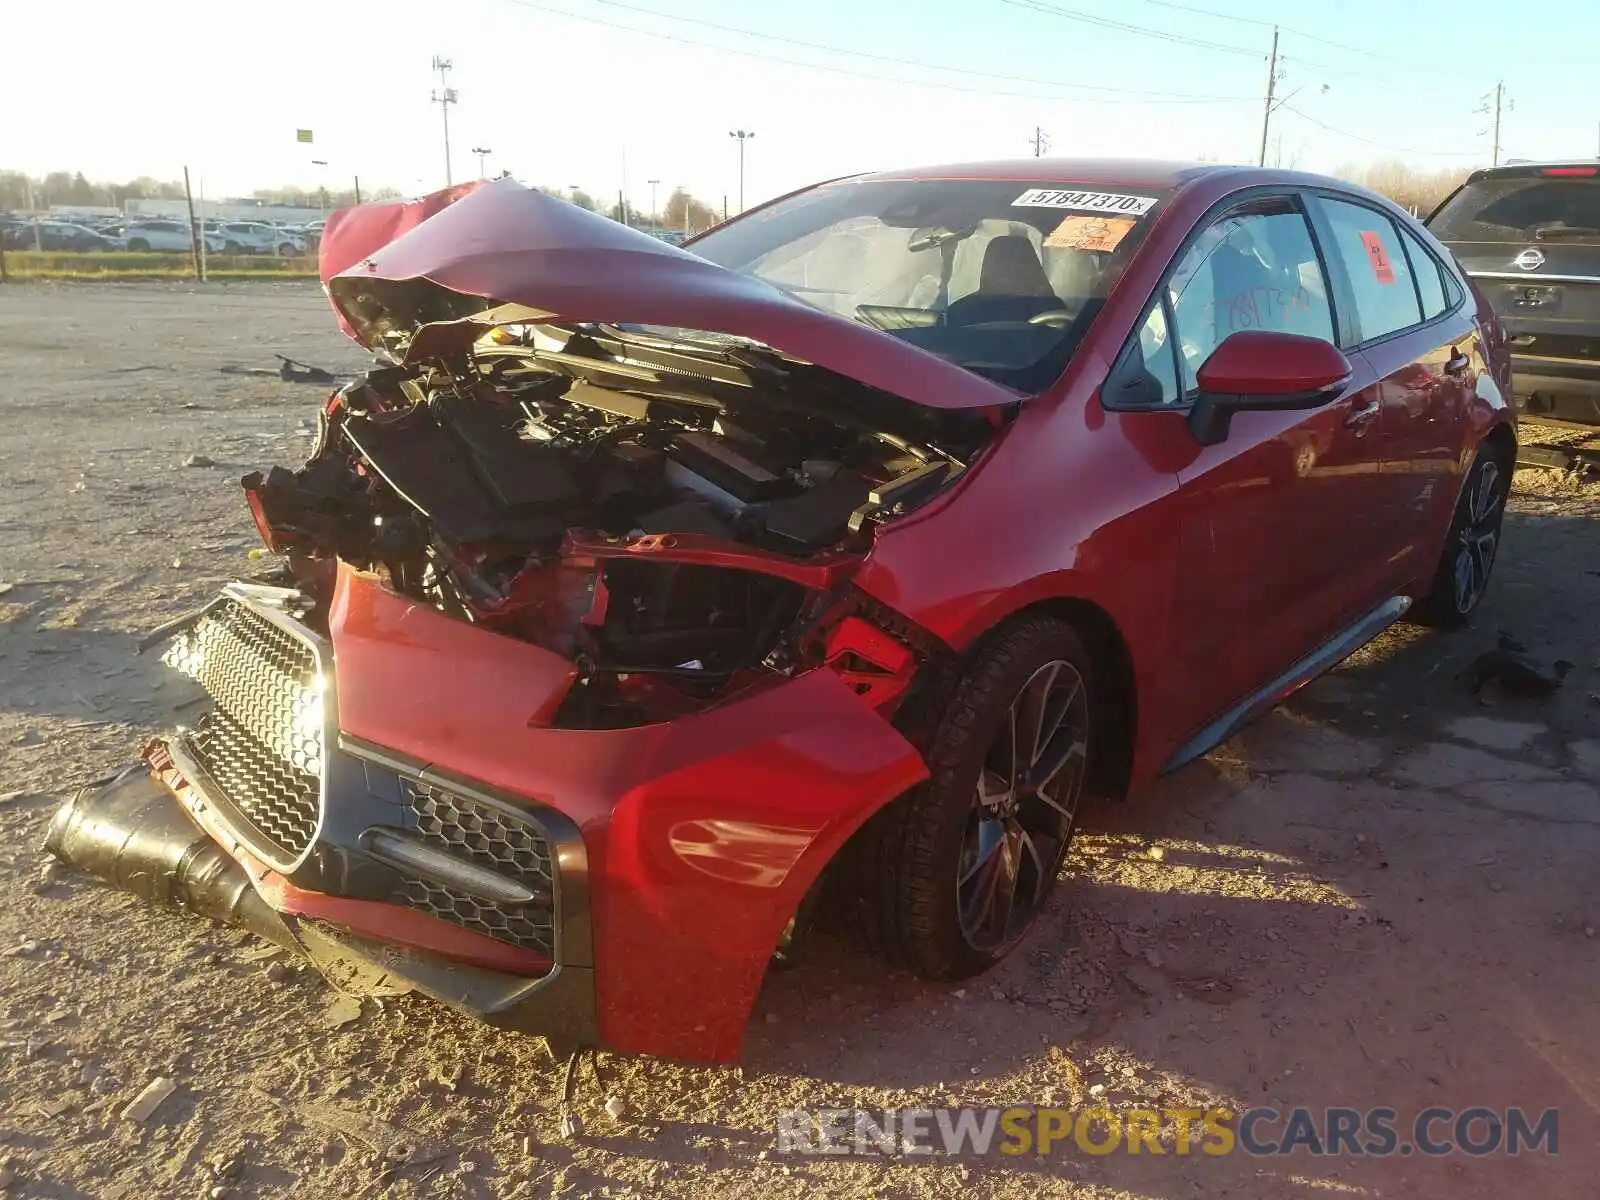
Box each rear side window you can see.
[1316,199,1422,342]
[1429,176,1600,246]
[1399,226,1448,319]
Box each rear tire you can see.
[861,615,1096,979]
[1410,443,1510,629]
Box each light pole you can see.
[310,159,329,212]
[728,129,754,213]
[472,146,492,179]
[431,56,458,186]
[647,178,660,222]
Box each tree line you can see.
[1,169,725,232]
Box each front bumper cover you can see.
[50,566,931,1062]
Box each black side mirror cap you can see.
[1186,382,1348,447]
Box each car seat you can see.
[944,235,1062,325]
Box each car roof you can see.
[855,157,1269,191]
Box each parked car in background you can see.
[1428,160,1600,427]
[118,219,227,254]
[6,220,121,251]
[52,165,1516,1065]
[215,221,307,256]
[0,215,32,249]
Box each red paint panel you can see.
[330,565,578,739]
[327,563,928,1061]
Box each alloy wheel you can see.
[956,660,1089,952]
[1452,460,1503,614]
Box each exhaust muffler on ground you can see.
[44,766,302,954]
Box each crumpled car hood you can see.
[318,178,1018,412]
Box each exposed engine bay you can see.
[243,321,1000,727]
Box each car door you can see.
[1306,194,1477,584]
[1105,192,1392,727]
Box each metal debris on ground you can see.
[218,356,344,385]
[120,1076,178,1123]
[1460,642,1572,697]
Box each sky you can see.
[6,0,1598,213]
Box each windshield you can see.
[688,178,1167,391]
[1430,174,1600,245]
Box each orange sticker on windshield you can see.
[1044,215,1136,252]
[1359,230,1396,284]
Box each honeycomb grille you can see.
[166,599,323,861]
[397,780,555,955]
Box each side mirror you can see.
[1188,330,1353,446]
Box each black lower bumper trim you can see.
[47,767,598,1058]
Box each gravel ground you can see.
[1,281,1598,1200]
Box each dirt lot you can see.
[1,282,1597,1200]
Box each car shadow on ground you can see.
[720,503,1600,1196]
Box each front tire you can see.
[867,615,1095,979]
[1411,444,1510,629]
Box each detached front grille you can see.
[163,598,324,863]
[397,779,556,956]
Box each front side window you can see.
[688,178,1169,390]
[1316,198,1423,342]
[1164,203,1336,393]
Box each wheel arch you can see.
[981,595,1139,801]
[1481,418,1517,468]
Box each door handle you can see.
[1444,351,1470,375]
[1344,399,1380,428]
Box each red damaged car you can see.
[49,161,1515,1064]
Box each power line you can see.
[1277,104,1481,159]
[555,0,1256,98]
[998,0,1264,58]
[498,0,1258,104]
[1131,0,1387,61]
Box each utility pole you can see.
[1031,126,1050,157]
[1491,81,1503,167]
[1477,82,1509,167]
[471,146,492,178]
[729,130,754,213]
[431,56,458,186]
[1258,26,1279,167]
[647,178,660,221]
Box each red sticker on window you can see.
[1359,230,1396,284]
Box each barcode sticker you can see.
[1013,189,1158,215]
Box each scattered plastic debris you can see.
[121,1076,177,1123]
